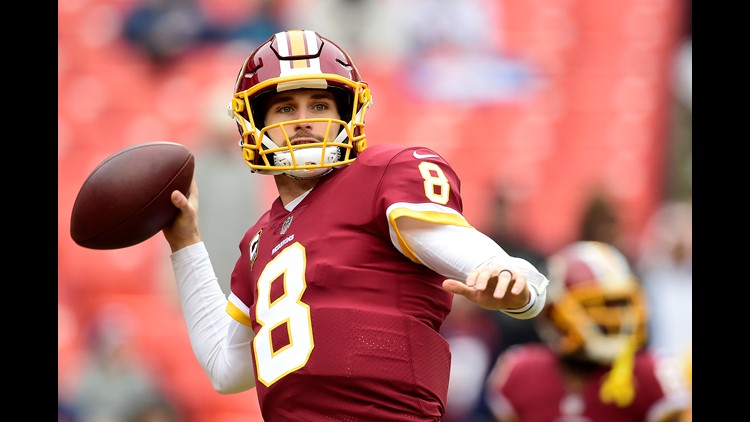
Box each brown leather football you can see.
[70,142,194,250]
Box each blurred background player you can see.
[485,241,690,422]
[71,305,181,422]
[636,200,692,359]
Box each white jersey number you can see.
[253,243,313,386]
[418,161,450,204]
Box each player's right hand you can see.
[163,178,202,252]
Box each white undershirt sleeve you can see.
[170,242,256,393]
[396,218,548,319]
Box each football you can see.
[70,141,195,250]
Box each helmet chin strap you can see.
[599,334,637,407]
[279,146,342,179]
[284,167,334,180]
[265,125,351,179]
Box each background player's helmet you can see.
[538,241,648,365]
[231,29,373,178]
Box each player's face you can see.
[263,89,342,147]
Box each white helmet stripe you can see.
[275,30,323,77]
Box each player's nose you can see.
[292,114,313,129]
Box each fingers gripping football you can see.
[162,179,202,253]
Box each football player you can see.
[485,241,691,422]
[162,30,549,421]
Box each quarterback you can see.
[163,29,548,421]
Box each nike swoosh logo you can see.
[413,151,440,159]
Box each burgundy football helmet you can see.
[230,29,372,178]
[539,241,649,406]
[539,241,648,364]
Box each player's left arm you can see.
[397,218,548,318]
[383,147,547,318]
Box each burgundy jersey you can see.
[227,144,467,421]
[485,344,690,422]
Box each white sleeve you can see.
[170,242,256,393]
[396,218,548,319]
